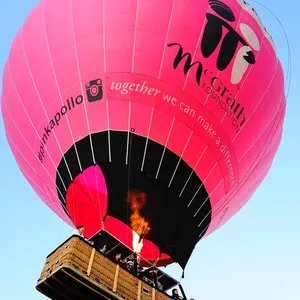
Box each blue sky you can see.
[0,1,299,299]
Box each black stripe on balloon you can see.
[55,131,212,270]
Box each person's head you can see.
[172,288,178,295]
[77,225,85,235]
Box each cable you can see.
[249,0,292,99]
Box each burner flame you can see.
[127,190,151,253]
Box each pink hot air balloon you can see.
[1,0,285,270]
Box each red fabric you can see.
[66,166,173,266]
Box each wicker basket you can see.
[36,236,172,300]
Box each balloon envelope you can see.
[1,0,285,269]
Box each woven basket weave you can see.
[37,236,172,300]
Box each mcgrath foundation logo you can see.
[37,79,103,163]
[167,0,261,132]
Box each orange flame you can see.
[127,190,151,238]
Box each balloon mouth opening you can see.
[56,131,212,269]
